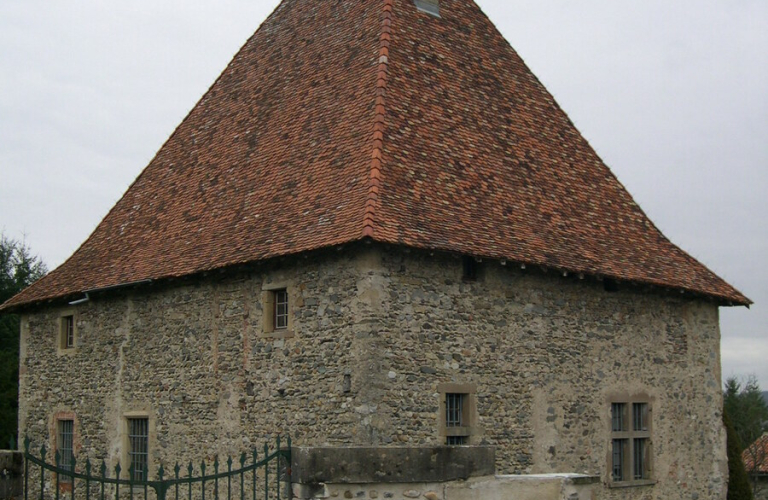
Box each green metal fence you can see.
[22,437,290,500]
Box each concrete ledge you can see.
[495,473,601,485]
[291,446,495,484]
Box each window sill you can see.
[608,479,656,489]
[261,329,294,340]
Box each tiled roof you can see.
[743,434,768,473]
[2,0,750,311]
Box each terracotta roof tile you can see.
[743,434,768,473]
[2,0,750,311]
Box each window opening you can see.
[446,393,465,427]
[127,418,149,482]
[58,420,74,484]
[414,0,440,17]
[446,436,468,445]
[274,289,289,330]
[611,400,651,483]
[61,315,75,349]
[462,257,478,281]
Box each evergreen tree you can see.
[0,234,47,448]
[724,376,768,453]
[725,408,755,500]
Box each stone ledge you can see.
[0,451,22,475]
[291,446,495,484]
[0,451,23,500]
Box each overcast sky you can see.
[0,1,766,387]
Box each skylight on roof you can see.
[414,0,440,17]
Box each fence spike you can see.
[240,453,246,467]
[101,460,107,477]
[214,456,219,471]
[72,454,77,472]
[287,436,292,450]
[158,464,165,482]
[227,456,232,469]
[115,462,122,478]
[252,449,257,465]
[55,449,61,465]
[201,461,206,476]
[40,443,47,460]
[86,458,92,475]
[188,462,194,477]
[174,462,181,478]
[24,436,31,453]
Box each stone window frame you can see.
[121,411,154,483]
[50,411,79,491]
[57,311,77,354]
[438,383,480,445]
[261,283,294,339]
[607,394,655,488]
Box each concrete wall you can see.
[290,446,598,500]
[293,475,598,500]
[18,244,727,499]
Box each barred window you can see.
[610,400,651,484]
[446,393,465,427]
[446,436,468,445]
[438,384,477,446]
[57,420,74,484]
[127,418,149,482]
[444,392,470,445]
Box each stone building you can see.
[1,1,750,499]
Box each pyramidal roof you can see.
[3,0,750,310]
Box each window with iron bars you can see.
[127,418,149,482]
[57,420,74,484]
[445,393,468,445]
[611,401,651,484]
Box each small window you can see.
[60,315,75,350]
[57,419,74,484]
[127,418,149,482]
[274,289,289,330]
[610,400,651,484]
[262,287,293,337]
[446,436,468,445]
[438,384,478,446]
[414,0,440,17]
[462,256,479,281]
[444,393,470,445]
[446,393,465,427]
[604,278,619,293]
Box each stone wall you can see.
[0,451,22,500]
[18,244,727,499]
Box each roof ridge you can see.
[362,0,393,239]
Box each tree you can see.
[725,408,755,500]
[0,234,47,449]
[724,375,768,497]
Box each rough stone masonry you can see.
[18,244,727,499]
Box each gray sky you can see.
[1,1,766,386]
